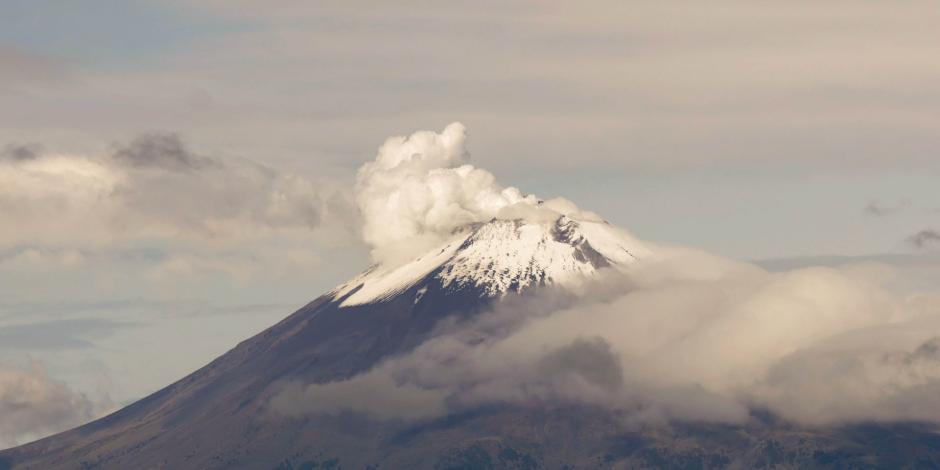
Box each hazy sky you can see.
[1,0,939,447]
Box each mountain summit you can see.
[333,214,650,307]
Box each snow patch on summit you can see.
[332,234,467,306]
[331,215,650,307]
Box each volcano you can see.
[3,214,940,469]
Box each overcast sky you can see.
[2,0,940,447]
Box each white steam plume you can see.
[355,122,600,264]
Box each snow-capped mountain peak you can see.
[332,215,650,306]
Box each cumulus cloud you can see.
[0,361,102,448]
[355,122,600,264]
[273,244,940,427]
[909,229,940,250]
[0,133,352,246]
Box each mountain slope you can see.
[3,215,940,469]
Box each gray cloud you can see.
[909,229,940,250]
[911,337,940,362]
[537,337,624,391]
[1,143,42,162]
[270,373,447,421]
[112,133,208,171]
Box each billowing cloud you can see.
[0,361,103,448]
[355,123,600,264]
[0,133,352,246]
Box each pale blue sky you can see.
[0,1,244,65]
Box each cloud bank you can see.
[274,249,940,425]
[0,133,350,247]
